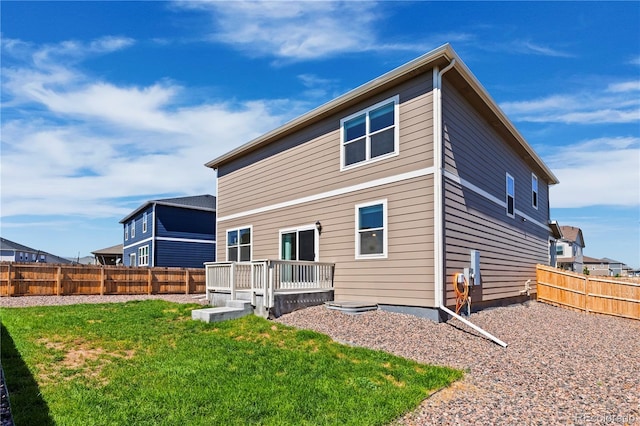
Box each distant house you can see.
[556,226,585,272]
[91,244,123,265]
[120,195,216,268]
[0,237,72,264]
[204,44,560,319]
[583,256,631,277]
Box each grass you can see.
[1,300,462,425]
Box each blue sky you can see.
[1,1,639,267]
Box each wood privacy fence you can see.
[536,264,639,320]
[0,263,205,297]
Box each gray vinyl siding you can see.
[217,71,434,218]
[441,78,551,305]
[217,176,436,307]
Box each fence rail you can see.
[536,264,639,320]
[0,263,205,297]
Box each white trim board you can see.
[124,236,215,250]
[218,166,435,222]
[443,170,549,231]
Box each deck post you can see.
[230,263,236,300]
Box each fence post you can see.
[185,269,190,295]
[56,266,62,296]
[7,264,12,297]
[100,267,105,296]
[584,275,589,313]
[147,269,152,295]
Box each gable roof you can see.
[0,237,72,264]
[120,194,216,223]
[204,43,558,186]
[0,237,38,252]
[91,244,124,256]
[560,226,585,247]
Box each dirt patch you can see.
[36,338,135,386]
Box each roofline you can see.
[119,199,216,224]
[204,43,558,185]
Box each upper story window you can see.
[506,173,515,218]
[341,96,399,170]
[125,224,129,241]
[131,220,136,238]
[532,173,539,210]
[143,212,148,233]
[227,227,251,261]
[355,200,387,259]
[556,245,564,256]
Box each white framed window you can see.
[143,212,148,233]
[531,173,539,210]
[340,96,399,170]
[279,225,318,262]
[355,199,387,259]
[131,220,136,238]
[138,245,149,266]
[129,253,136,267]
[506,173,515,218]
[125,224,129,241]
[227,226,252,261]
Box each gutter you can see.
[433,60,508,348]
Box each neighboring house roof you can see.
[204,43,558,186]
[0,237,37,253]
[583,256,607,264]
[120,194,216,223]
[91,244,124,256]
[559,226,585,248]
[0,237,72,264]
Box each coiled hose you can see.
[453,272,469,315]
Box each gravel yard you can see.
[2,296,638,425]
[277,302,640,425]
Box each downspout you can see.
[433,59,507,348]
[433,59,456,312]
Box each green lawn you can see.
[1,300,462,425]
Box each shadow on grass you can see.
[1,324,54,426]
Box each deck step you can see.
[192,300,253,323]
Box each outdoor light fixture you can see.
[315,221,322,235]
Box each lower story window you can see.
[227,227,251,261]
[356,200,387,259]
[129,253,136,266]
[138,245,149,266]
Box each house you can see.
[203,44,559,320]
[583,256,631,277]
[120,195,216,268]
[0,237,72,264]
[583,256,609,276]
[91,244,123,265]
[556,226,585,273]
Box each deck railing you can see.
[204,260,335,309]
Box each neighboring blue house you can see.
[0,237,72,264]
[120,195,216,268]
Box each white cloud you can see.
[501,85,640,124]
[173,0,469,60]
[0,37,296,219]
[548,137,640,208]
